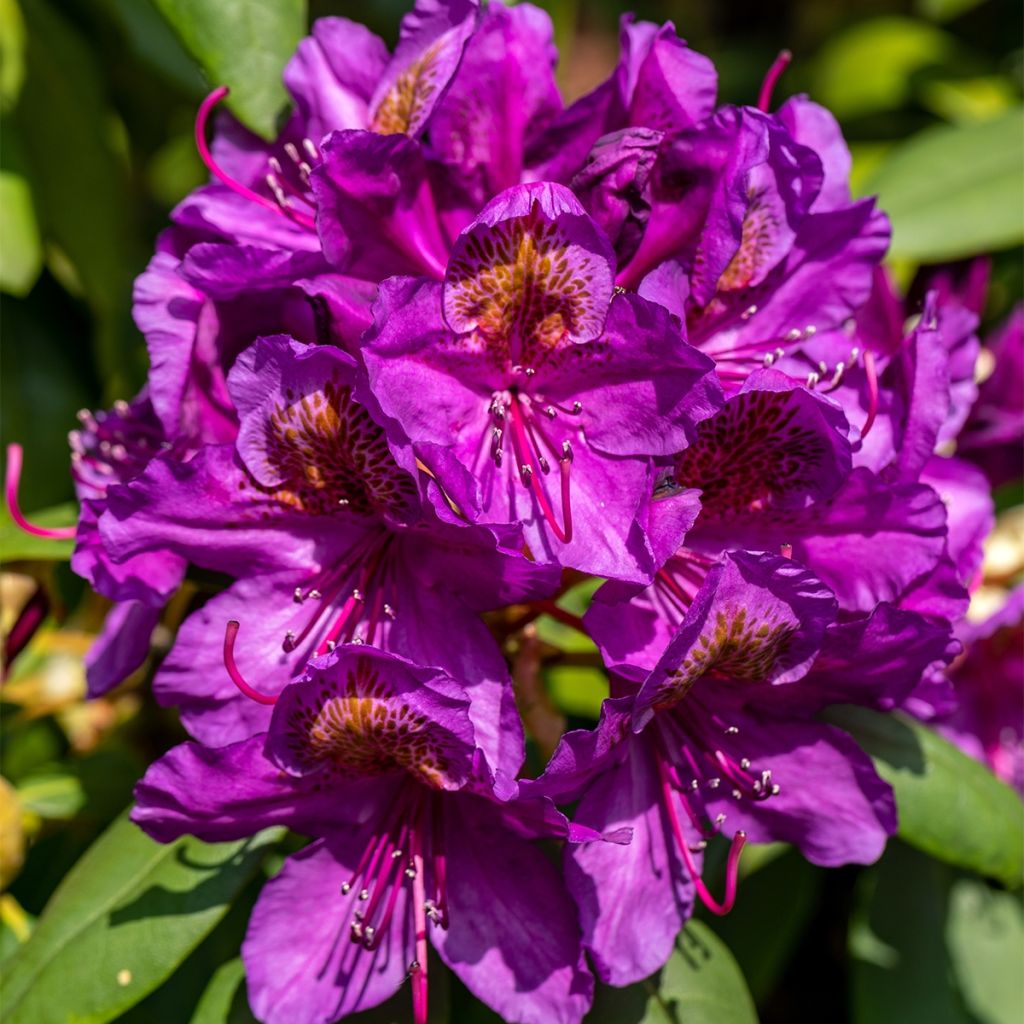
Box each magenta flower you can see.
[533,551,952,986]
[99,335,554,766]
[133,646,602,1024]
[357,182,720,580]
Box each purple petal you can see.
[443,182,616,359]
[312,130,449,279]
[283,17,388,141]
[433,793,594,1024]
[693,711,896,865]
[265,647,477,790]
[84,601,160,697]
[564,735,694,986]
[244,837,412,1024]
[430,2,562,204]
[369,0,479,136]
[635,551,836,726]
[131,736,387,843]
[676,370,852,519]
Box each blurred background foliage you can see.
[0,1,1022,1022]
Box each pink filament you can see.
[194,87,315,230]
[757,50,792,112]
[410,845,429,1024]
[860,350,879,439]
[506,400,573,544]
[657,753,746,916]
[5,444,77,540]
[223,621,279,705]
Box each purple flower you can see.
[926,589,1024,793]
[666,371,951,611]
[532,551,951,986]
[99,335,554,766]
[958,305,1024,488]
[357,182,720,580]
[133,646,602,1024]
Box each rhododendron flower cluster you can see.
[8,2,1019,1023]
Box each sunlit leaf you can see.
[2,813,283,1024]
[946,878,1024,1024]
[850,842,971,1024]
[813,17,955,118]
[828,707,1024,887]
[588,921,758,1024]
[189,958,257,1024]
[13,0,141,401]
[866,107,1024,261]
[151,0,306,138]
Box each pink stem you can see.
[223,621,279,705]
[757,50,792,112]
[5,444,77,540]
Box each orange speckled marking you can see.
[372,42,445,135]
[446,203,607,367]
[253,376,416,517]
[281,659,461,789]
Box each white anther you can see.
[741,304,758,320]
[740,758,751,769]
[294,587,304,603]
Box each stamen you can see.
[223,621,279,705]
[506,399,573,543]
[194,87,315,229]
[411,843,429,1024]
[860,350,879,439]
[657,752,747,915]
[5,444,77,540]
[757,50,792,112]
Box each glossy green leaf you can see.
[588,921,759,1024]
[190,958,257,1024]
[13,0,140,401]
[2,813,282,1024]
[866,108,1024,261]
[0,0,26,112]
[827,708,1024,887]
[946,878,1024,1024]
[707,847,821,1002]
[813,17,955,118]
[850,841,971,1024]
[0,168,41,297]
[151,0,306,138]
[16,770,86,820]
[0,502,77,562]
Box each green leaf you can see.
[706,847,820,1003]
[16,770,86,820]
[2,812,283,1024]
[946,878,1024,1024]
[827,708,1024,887]
[189,958,257,1024]
[588,921,759,1023]
[13,0,141,401]
[0,502,77,562]
[0,0,26,112]
[850,841,972,1024]
[813,17,955,119]
[866,108,1024,261]
[0,168,41,296]
[151,0,306,138]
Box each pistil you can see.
[5,444,77,540]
